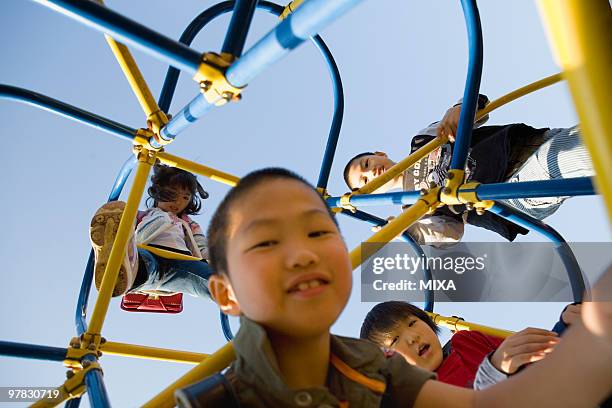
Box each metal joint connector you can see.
[146,110,169,136]
[193,52,244,107]
[339,193,356,213]
[439,169,465,205]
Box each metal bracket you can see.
[339,193,356,213]
[193,52,244,107]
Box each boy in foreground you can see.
[177,167,612,407]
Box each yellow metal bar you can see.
[88,157,153,336]
[355,136,448,196]
[94,0,168,134]
[537,0,612,220]
[157,152,240,187]
[350,189,440,269]
[475,72,563,121]
[101,341,208,365]
[142,342,235,408]
[280,0,305,20]
[427,312,514,338]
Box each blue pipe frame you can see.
[2,1,586,401]
[156,1,345,192]
[75,155,137,336]
[222,0,259,58]
[34,0,202,75]
[340,209,434,312]
[450,0,484,171]
[489,202,586,302]
[0,85,136,142]
[0,341,67,362]
[327,177,596,208]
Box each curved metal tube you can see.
[450,0,484,171]
[339,209,434,312]
[220,311,234,341]
[489,202,586,302]
[157,2,344,191]
[35,0,202,75]
[0,84,136,142]
[75,155,137,336]
[222,0,259,58]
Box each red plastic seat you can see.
[121,291,183,314]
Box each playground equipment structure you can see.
[0,0,610,406]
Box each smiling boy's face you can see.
[210,178,352,337]
[383,316,444,372]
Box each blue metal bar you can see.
[222,0,259,57]
[83,355,111,408]
[220,311,234,341]
[226,0,363,88]
[0,341,67,362]
[108,155,138,202]
[75,155,136,336]
[313,35,344,191]
[471,177,596,200]
[34,0,202,75]
[0,84,136,142]
[339,209,434,312]
[489,202,585,301]
[65,397,82,408]
[450,0,484,171]
[326,177,595,209]
[158,0,346,163]
[158,1,235,113]
[158,94,216,142]
[327,191,421,208]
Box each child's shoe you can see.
[90,201,138,297]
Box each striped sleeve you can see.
[136,208,173,245]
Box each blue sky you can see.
[1,0,610,406]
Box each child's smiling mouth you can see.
[286,274,331,298]
[418,344,430,357]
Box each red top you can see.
[435,331,504,388]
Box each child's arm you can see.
[473,328,559,390]
[414,268,612,407]
[415,94,490,140]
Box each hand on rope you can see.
[489,327,560,374]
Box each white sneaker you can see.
[90,201,138,297]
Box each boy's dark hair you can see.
[343,152,374,190]
[207,167,338,276]
[360,301,440,346]
[147,164,209,216]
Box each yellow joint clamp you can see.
[132,144,159,165]
[417,187,443,215]
[146,110,169,137]
[63,361,102,399]
[458,181,494,215]
[63,347,100,370]
[339,193,357,213]
[193,52,244,107]
[133,128,163,150]
[439,169,465,206]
